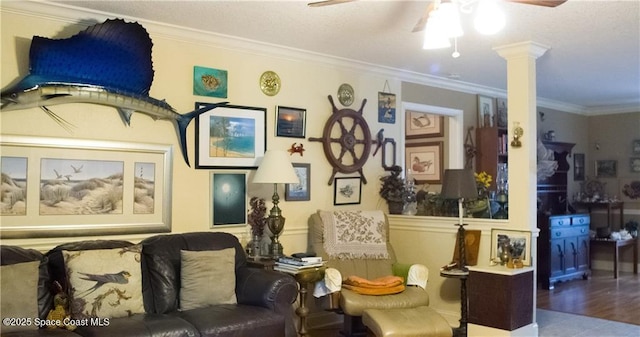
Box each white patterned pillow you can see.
[63,245,145,319]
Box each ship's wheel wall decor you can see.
[309,95,373,185]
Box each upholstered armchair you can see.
[309,210,431,336]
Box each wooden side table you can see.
[440,268,469,337]
[590,238,638,278]
[283,266,326,337]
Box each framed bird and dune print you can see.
[405,141,443,184]
[0,135,172,238]
[405,110,444,139]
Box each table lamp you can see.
[441,169,477,271]
[253,150,299,258]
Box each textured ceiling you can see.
[49,0,640,113]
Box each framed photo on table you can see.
[285,163,310,201]
[490,229,531,266]
[405,111,444,139]
[195,103,267,169]
[276,106,306,138]
[405,142,443,184]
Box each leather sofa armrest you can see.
[235,267,297,309]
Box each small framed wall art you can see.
[573,153,585,181]
[377,92,396,124]
[276,106,306,138]
[405,111,444,139]
[193,66,227,98]
[210,171,247,227]
[333,177,362,205]
[595,160,617,178]
[405,141,443,184]
[477,95,496,128]
[285,163,311,201]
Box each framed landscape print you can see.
[276,106,306,138]
[210,171,247,226]
[595,160,617,178]
[333,177,362,205]
[0,135,172,238]
[285,163,310,201]
[195,103,267,169]
[405,142,443,184]
[405,111,444,139]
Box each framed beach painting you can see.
[195,103,267,169]
[0,135,172,238]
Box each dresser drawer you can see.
[571,214,590,226]
[551,225,589,239]
[550,215,572,227]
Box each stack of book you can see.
[274,256,324,274]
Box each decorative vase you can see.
[388,201,404,215]
[499,240,511,266]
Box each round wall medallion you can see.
[337,83,354,106]
[259,70,281,96]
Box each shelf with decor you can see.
[475,126,508,190]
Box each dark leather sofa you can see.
[0,232,298,337]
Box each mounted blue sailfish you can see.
[0,19,226,166]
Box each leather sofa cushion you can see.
[178,304,286,337]
[1,245,53,321]
[140,232,246,314]
[72,313,199,337]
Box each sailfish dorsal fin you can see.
[28,19,154,96]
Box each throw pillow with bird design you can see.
[62,245,144,319]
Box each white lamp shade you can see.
[474,0,505,35]
[423,11,452,50]
[253,150,299,184]
[438,2,464,38]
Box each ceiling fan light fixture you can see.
[423,11,451,50]
[474,0,505,35]
[438,1,464,38]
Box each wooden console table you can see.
[574,201,624,229]
[590,238,638,278]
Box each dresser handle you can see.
[556,232,562,237]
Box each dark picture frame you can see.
[477,95,496,128]
[276,106,306,138]
[210,171,247,226]
[405,111,444,139]
[496,97,508,128]
[595,160,617,178]
[377,92,396,124]
[195,103,267,169]
[573,153,585,181]
[285,163,311,201]
[405,141,444,184]
[630,157,640,173]
[333,177,362,205]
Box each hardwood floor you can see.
[536,269,640,325]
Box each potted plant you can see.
[379,165,406,214]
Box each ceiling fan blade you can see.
[506,0,567,7]
[308,0,356,7]
[412,3,435,33]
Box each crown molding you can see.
[2,1,635,116]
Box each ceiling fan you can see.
[308,0,567,32]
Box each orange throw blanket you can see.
[342,275,405,295]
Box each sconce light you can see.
[511,122,523,148]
